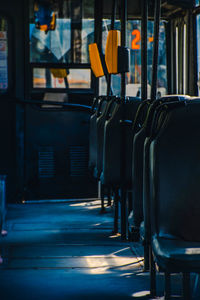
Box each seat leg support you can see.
[164,272,171,300]
[182,272,190,300]
[120,188,127,241]
[100,184,105,213]
[143,242,149,271]
[107,187,112,206]
[113,189,119,234]
[150,248,156,298]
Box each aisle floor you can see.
[0,199,199,299]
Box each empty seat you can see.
[143,98,191,266]
[89,96,102,173]
[94,96,116,179]
[101,97,141,187]
[132,96,190,232]
[149,100,200,298]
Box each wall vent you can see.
[38,147,55,178]
[69,146,88,177]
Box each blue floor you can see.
[0,200,199,299]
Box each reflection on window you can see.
[99,20,167,98]
[33,68,90,89]
[0,17,8,91]
[126,20,167,98]
[29,0,94,64]
[99,74,121,96]
[102,19,121,54]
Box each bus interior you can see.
[1,0,200,299]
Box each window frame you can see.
[0,14,13,96]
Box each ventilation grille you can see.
[38,147,55,179]
[69,146,88,177]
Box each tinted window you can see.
[0,17,8,92]
[30,0,94,64]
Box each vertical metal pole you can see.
[94,0,103,96]
[120,0,127,241]
[107,0,117,96]
[141,0,148,101]
[120,0,127,99]
[111,0,117,30]
[165,21,171,94]
[150,0,161,101]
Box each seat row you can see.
[144,98,200,299]
[89,94,200,298]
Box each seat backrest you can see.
[143,100,186,242]
[131,100,163,228]
[132,96,190,229]
[102,98,140,187]
[150,100,200,242]
[95,96,116,178]
[89,96,106,172]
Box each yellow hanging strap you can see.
[89,43,104,78]
[105,30,121,74]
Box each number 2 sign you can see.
[132,29,141,50]
[131,29,154,50]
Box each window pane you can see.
[126,20,167,98]
[126,20,141,97]
[0,17,8,91]
[102,19,121,54]
[99,19,121,96]
[29,0,94,64]
[99,20,167,98]
[33,68,91,89]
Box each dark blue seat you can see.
[89,96,105,174]
[94,96,116,179]
[133,95,190,233]
[101,98,141,187]
[149,100,200,299]
[100,97,141,237]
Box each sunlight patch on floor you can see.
[131,290,150,297]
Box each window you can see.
[33,67,90,89]
[127,20,167,98]
[0,17,8,92]
[99,19,167,98]
[29,0,94,90]
[99,19,121,96]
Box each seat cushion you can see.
[152,235,200,272]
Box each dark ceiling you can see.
[102,0,195,19]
